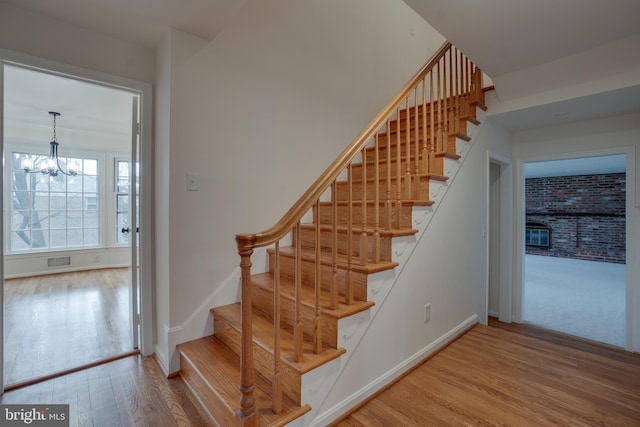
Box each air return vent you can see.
[47,256,71,268]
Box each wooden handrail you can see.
[235,41,452,252]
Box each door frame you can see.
[0,48,154,392]
[486,152,513,324]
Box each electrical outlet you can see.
[424,303,431,323]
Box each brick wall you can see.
[525,173,626,263]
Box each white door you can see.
[127,96,140,348]
[117,96,141,349]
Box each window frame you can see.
[114,156,132,246]
[525,223,551,247]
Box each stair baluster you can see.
[385,118,393,230]
[272,241,283,413]
[374,134,381,264]
[448,48,455,135]
[359,148,368,267]
[346,164,354,305]
[442,56,449,154]
[421,77,428,174]
[313,202,323,354]
[331,181,339,309]
[429,71,435,173]
[293,222,303,363]
[395,105,402,229]
[456,50,462,132]
[404,96,412,200]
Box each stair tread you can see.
[271,246,400,274]
[252,272,375,320]
[316,200,435,208]
[299,222,418,237]
[338,172,449,184]
[178,336,311,426]
[213,303,346,375]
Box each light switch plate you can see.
[187,173,199,191]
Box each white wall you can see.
[156,0,448,372]
[0,2,155,84]
[511,113,640,352]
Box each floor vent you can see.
[47,256,71,268]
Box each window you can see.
[525,222,551,247]
[9,151,100,252]
[115,159,130,245]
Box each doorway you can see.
[522,155,627,347]
[1,63,141,387]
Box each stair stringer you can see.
[285,107,486,426]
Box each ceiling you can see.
[3,64,134,151]
[0,0,247,48]
[524,155,627,179]
[1,0,638,72]
[2,0,639,147]
[402,0,640,78]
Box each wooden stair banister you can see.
[233,40,484,425]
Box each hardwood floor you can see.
[2,319,639,426]
[4,268,134,386]
[0,355,212,427]
[333,319,640,426]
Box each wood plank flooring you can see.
[2,319,639,426]
[0,355,213,427]
[333,319,640,426]
[4,269,134,386]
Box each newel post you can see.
[471,68,484,106]
[236,235,259,427]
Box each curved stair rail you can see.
[235,40,484,425]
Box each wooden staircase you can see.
[177,41,487,426]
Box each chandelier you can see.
[21,111,78,177]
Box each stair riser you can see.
[315,202,413,229]
[268,251,369,302]
[298,226,394,263]
[397,96,476,120]
[180,355,236,427]
[213,314,303,406]
[374,132,460,156]
[252,284,339,349]
[387,115,469,136]
[358,152,448,177]
[350,157,445,182]
[335,176,430,202]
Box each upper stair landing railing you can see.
[235,41,484,426]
